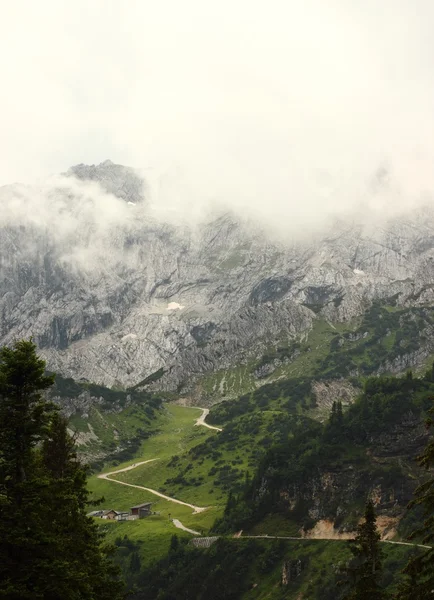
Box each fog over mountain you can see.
[2,0,434,230]
[2,2,434,394]
[1,159,434,396]
[5,5,434,600]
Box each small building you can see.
[115,512,130,521]
[102,509,120,520]
[130,503,152,518]
[87,510,104,518]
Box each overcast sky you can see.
[2,0,434,224]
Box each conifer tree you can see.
[40,413,124,599]
[336,400,344,425]
[326,400,344,443]
[342,501,387,600]
[396,403,434,599]
[0,340,56,598]
[129,551,141,573]
[0,340,125,599]
[169,534,179,553]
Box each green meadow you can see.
[88,403,225,562]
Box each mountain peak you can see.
[65,160,146,204]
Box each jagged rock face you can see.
[50,390,131,419]
[65,159,146,204]
[312,380,358,412]
[1,160,434,391]
[265,411,428,531]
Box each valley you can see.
[84,379,431,598]
[3,161,434,598]
[40,263,434,597]
[4,1,434,595]
[87,405,222,550]
[67,296,434,545]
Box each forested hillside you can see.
[96,364,434,599]
[2,328,434,599]
[213,372,433,537]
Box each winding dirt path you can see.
[382,539,432,550]
[96,407,221,526]
[172,519,200,535]
[98,459,157,478]
[238,533,431,550]
[97,417,430,547]
[195,408,222,431]
[98,460,207,514]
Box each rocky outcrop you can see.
[312,380,359,412]
[267,409,429,533]
[50,389,132,419]
[2,161,434,394]
[64,159,147,204]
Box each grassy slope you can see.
[113,408,282,507]
[84,301,434,589]
[89,401,351,569]
[88,403,301,564]
[88,405,223,563]
[99,517,191,567]
[190,319,354,403]
[192,303,434,403]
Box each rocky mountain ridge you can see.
[1,160,434,395]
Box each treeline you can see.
[52,372,163,412]
[118,528,417,600]
[207,376,316,426]
[213,372,434,533]
[132,537,261,600]
[0,341,124,599]
[211,370,434,598]
[246,302,434,385]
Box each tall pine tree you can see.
[40,413,125,599]
[0,340,56,598]
[396,401,434,599]
[342,500,387,600]
[0,340,125,599]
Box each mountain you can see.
[93,370,432,599]
[65,159,147,204]
[48,373,164,465]
[210,373,432,538]
[2,160,434,399]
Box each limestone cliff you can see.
[1,160,434,394]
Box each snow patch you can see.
[167,302,184,311]
[353,268,365,276]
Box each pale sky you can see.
[2,0,434,223]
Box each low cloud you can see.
[1,0,434,245]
